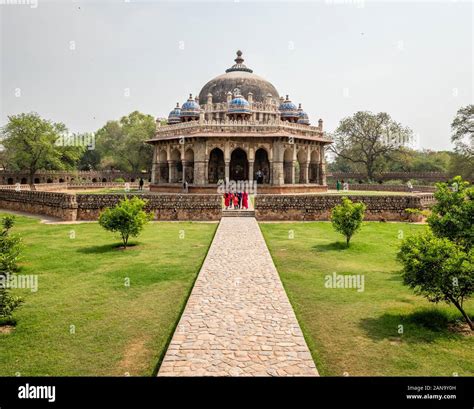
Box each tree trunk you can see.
[450,297,474,330]
[346,236,350,247]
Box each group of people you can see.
[335,179,349,191]
[224,191,249,210]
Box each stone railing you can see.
[327,183,436,193]
[255,194,435,222]
[153,118,330,140]
[327,172,449,183]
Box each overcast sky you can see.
[1,0,472,151]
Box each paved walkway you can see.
[158,217,318,376]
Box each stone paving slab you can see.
[158,217,318,376]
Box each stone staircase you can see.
[222,209,255,217]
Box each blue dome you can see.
[279,95,299,119]
[228,94,251,114]
[168,103,182,124]
[180,94,200,118]
[297,103,310,125]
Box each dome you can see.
[228,92,251,114]
[198,51,280,105]
[167,103,182,124]
[180,94,200,118]
[297,103,310,125]
[279,95,299,120]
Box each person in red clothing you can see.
[242,191,249,209]
[224,192,230,209]
[233,193,239,209]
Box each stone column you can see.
[291,161,296,184]
[181,160,186,183]
[249,160,254,182]
[273,161,284,185]
[225,161,230,182]
[302,162,309,184]
[168,161,174,183]
[319,146,327,185]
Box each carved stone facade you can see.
[147,51,332,193]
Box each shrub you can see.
[0,216,23,321]
[98,196,153,248]
[114,177,125,183]
[331,197,366,247]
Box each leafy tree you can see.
[399,176,473,330]
[1,113,83,184]
[450,105,474,180]
[98,196,153,248]
[427,176,473,250]
[398,232,473,330]
[330,111,413,181]
[331,197,366,247]
[0,216,23,321]
[95,111,155,173]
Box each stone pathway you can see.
[158,217,318,376]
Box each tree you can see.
[330,111,413,181]
[0,216,23,321]
[331,197,366,247]
[450,105,474,180]
[398,176,474,330]
[398,232,473,330]
[1,113,83,184]
[427,176,473,250]
[98,196,153,248]
[95,111,155,173]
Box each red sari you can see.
[242,192,249,209]
[224,193,230,208]
[233,194,239,208]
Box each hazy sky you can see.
[1,0,472,151]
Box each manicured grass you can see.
[0,213,216,376]
[260,222,474,376]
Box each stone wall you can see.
[255,194,435,222]
[327,171,449,183]
[76,194,221,221]
[0,189,78,220]
[327,183,436,193]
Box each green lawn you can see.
[0,213,216,376]
[260,222,474,376]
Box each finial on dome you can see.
[226,50,253,73]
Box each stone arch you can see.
[283,147,293,184]
[208,148,225,184]
[184,148,194,184]
[7,178,14,185]
[34,178,40,184]
[20,177,27,184]
[296,148,307,184]
[230,148,249,182]
[310,148,320,183]
[254,148,270,184]
[170,148,182,183]
[159,150,168,183]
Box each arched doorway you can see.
[230,148,248,182]
[159,150,168,183]
[208,148,225,183]
[310,149,320,183]
[184,148,194,184]
[170,149,182,183]
[297,149,307,184]
[283,148,293,184]
[254,148,270,184]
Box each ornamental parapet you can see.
[151,118,332,142]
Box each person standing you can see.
[336,179,341,191]
[224,192,230,209]
[233,193,239,209]
[242,191,249,209]
[139,177,144,191]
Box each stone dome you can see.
[180,94,200,118]
[228,93,251,114]
[167,103,182,124]
[297,103,310,125]
[279,95,299,120]
[198,51,280,105]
